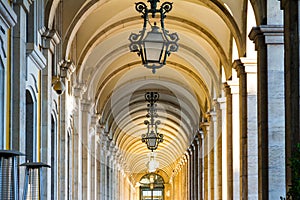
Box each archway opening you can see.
[140,173,164,200]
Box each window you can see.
[140,173,164,200]
[25,90,36,162]
[51,115,57,200]
[67,130,72,200]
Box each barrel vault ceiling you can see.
[48,0,250,184]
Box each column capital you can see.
[191,141,197,151]
[197,129,204,139]
[73,83,87,99]
[80,99,94,113]
[59,60,76,79]
[227,80,239,94]
[200,122,210,134]
[212,99,220,112]
[240,58,257,74]
[96,124,105,134]
[203,112,211,122]
[90,114,101,128]
[217,97,226,111]
[187,146,193,155]
[232,59,246,78]
[41,28,61,52]
[249,25,284,49]
[223,82,232,96]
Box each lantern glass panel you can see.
[144,27,165,63]
[148,131,157,148]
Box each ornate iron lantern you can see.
[129,0,179,73]
[141,92,164,151]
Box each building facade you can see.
[0,0,299,199]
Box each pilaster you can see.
[249,25,286,199]
[224,82,233,200]
[242,58,259,200]
[0,1,17,149]
[59,60,75,80]
[200,121,210,200]
[192,139,199,200]
[212,100,222,200]
[280,0,300,194]
[218,96,227,200]
[227,80,240,200]
[40,28,60,200]
[233,59,248,200]
[197,129,204,200]
[80,99,94,200]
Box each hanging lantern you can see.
[129,0,179,73]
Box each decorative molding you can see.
[232,59,245,78]
[60,60,75,79]
[223,82,231,96]
[0,1,17,29]
[14,0,33,13]
[26,43,47,70]
[80,99,94,113]
[249,25,284,49]
[41,28,61,52]
[227,80,239,94]
[73,82,87,99]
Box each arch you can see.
[140,173,165,200]
[44,0,60,29]
[249,0,266,25]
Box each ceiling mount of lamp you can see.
[129,0,179,74]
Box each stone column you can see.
[228,81,240,200]
[90,115,100,200]
[58,61,74,200]
[0,0,16,148]
[243,58,258,199]
[11,0,30,154]
[72,85,85,200]
[96,132,101,200]
[80,99,93,200]
[40,29,59,200]
[201,122,210,200]
[186,149,192,200]
[183,155,188,200]
[100,134,109,200]
[224,83,233,200]
[218,96,227,200]
[249,25,286,199]
[193,139,198,200]
[233,60,248,200]
[212,100,222,200]
[280,0,300,193]
[209,111,215,200]
[198,130,204,200]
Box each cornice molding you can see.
[14,0,33,13]
[26,43,47,70]
[0,1,17,29]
